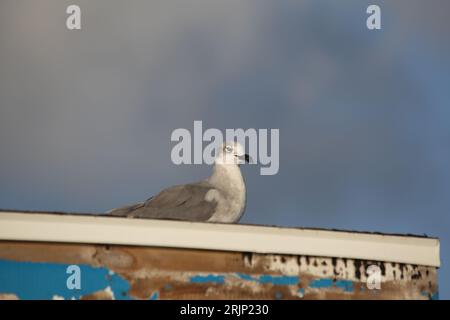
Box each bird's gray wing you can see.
[107,182,218,222]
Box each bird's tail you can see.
[106,202,145,217]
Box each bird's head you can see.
[215,142,252,166]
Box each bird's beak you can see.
[238,154,253,164]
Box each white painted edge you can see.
[0,211,440,267]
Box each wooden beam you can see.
[0,241,438,300]
[0,211,440,267]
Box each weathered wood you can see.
[0,241,438,300]
[0,212,440,267]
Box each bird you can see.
[106,142,251,223]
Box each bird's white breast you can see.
[206,164,246,223]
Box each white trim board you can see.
[0,211,440,267]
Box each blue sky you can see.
[0,0,449,298]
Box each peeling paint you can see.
[260,275,299,285]
[0,242,439,300]
[0,259,131,300]
[335,280,354,292]
[0,293,19,300]
[309,278,354,293]
[149,291,159,300]
[236,273,299,285]
[265,255,435,284]
[309,278,334,289]
[190,274,225,285]
[422,291,439,300]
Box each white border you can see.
[0,211,440,267]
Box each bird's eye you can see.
[225,145,233,153]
